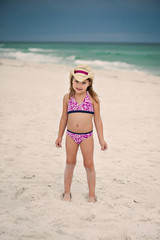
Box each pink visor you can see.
[74,70,88,75]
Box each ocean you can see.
[0,42,160,76]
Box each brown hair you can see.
[69,77,98,103]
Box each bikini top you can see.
[67,91,94,114]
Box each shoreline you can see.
[1,41,160,77]
[0,57,160,79]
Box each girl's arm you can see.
[93,98,107,151]
[55,94,68,147]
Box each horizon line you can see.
[0,40,160,45]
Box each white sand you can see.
[0,58,160,240]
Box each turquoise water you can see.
[0,42,160,75]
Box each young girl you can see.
[55,64,107,203]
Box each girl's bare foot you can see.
[62,193,72,201]
[88,196,97,203]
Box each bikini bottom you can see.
[66,129,93,145]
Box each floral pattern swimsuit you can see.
[67,91,94,144]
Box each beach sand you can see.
[0,58,160,240]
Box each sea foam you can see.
[75,59,135,71]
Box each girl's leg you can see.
[63,134,79,201]
[80,136,96,202]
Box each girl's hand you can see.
[100,140,108,151]
[55,138,62,148]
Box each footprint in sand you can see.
[81,213,96,222]
[15,187,26,198]
[23,174,35,180]
[113,178,125,184]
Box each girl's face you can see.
[72,78,90,94]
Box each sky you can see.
[0,0,160,43]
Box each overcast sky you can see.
[0,0,160,42]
